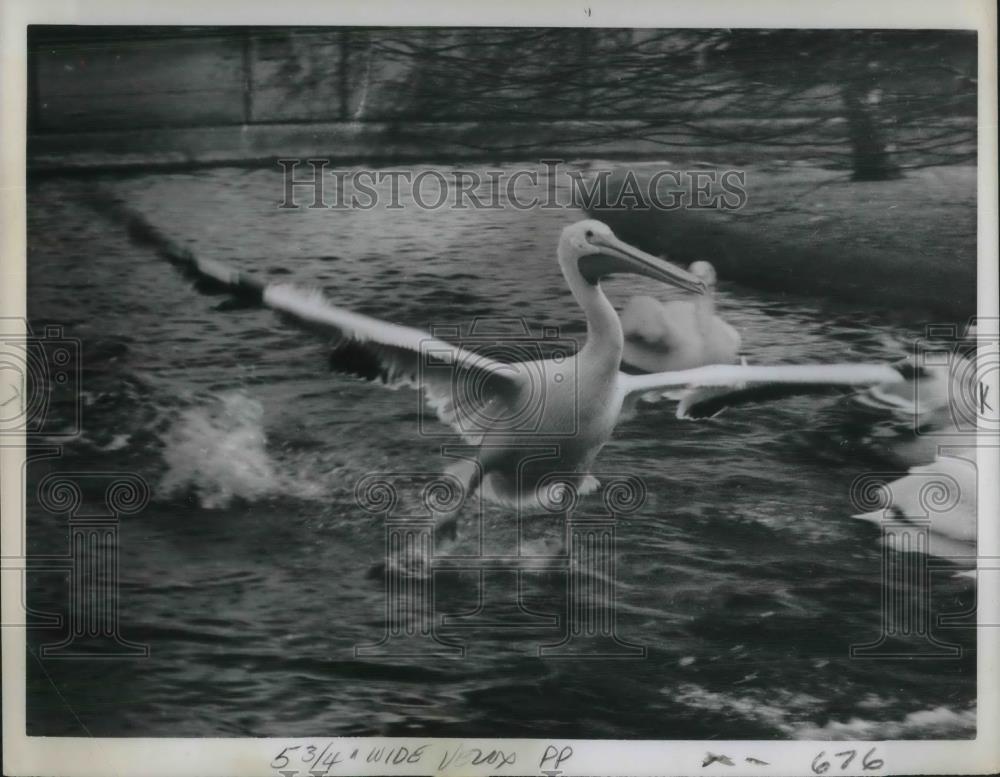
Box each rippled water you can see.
[26,164,975,738]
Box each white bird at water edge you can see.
[109,205,920,539]
[618,260,929,421]
[852,454,977,563]
[621,260,741,374]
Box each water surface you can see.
[26,164,975,738]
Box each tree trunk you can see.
[842,77,902,181]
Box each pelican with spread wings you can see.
[116,208,915,537]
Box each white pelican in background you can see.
[621,260,740,374]
[849,343,983,573]
[852,454,977,562]
[618,259,918,420]
[111,206,918,539]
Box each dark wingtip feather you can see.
[87,189,265,309]
[679,382,853,420]
[679,400,729,420]
[892,359,930,381]
[619,361,651,375]
[329,339,389,383]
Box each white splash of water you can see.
[159,390,321,509]
[671,682,976,739]
[792,704,977,740]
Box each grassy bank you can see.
[590,163,976,321]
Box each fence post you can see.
[241,30,255,124]
[338,29,351,120]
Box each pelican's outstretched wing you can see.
[621,362,919,420]
[262,284,523,441]
[110,199,520,441]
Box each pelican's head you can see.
[688,260,718,288]
[558,220,707,295]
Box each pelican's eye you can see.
[584,229,594,240]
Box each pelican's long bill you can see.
[582,232,708,294]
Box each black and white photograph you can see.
[2,2,998,776]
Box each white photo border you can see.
[2,1,997,775]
